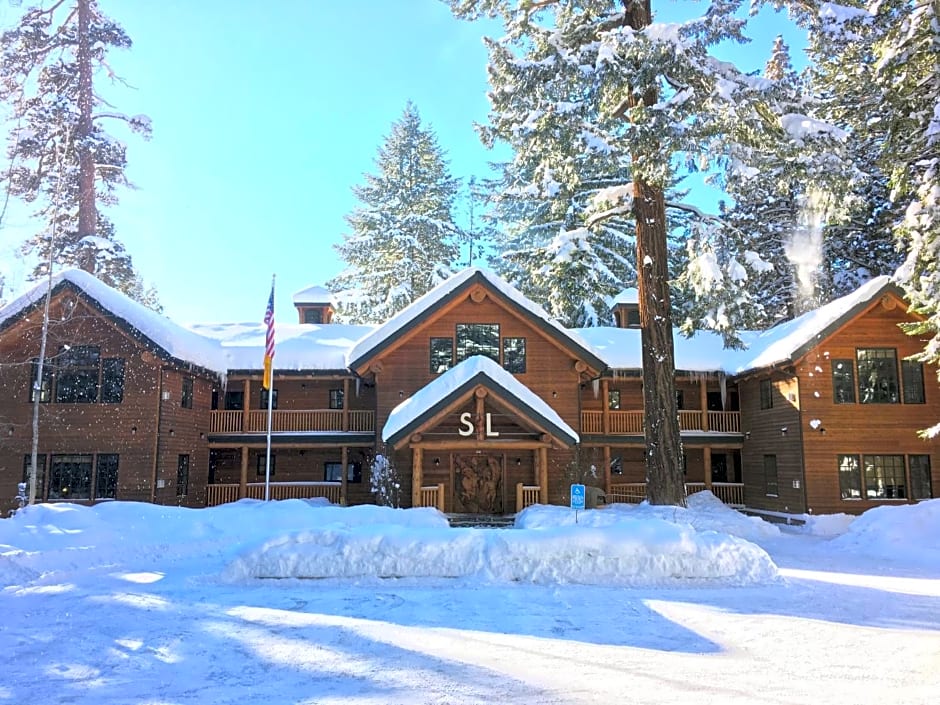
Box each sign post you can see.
[570,483,585,523]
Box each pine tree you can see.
[0,0,157,307]
[449,0,845,505]
[329,102,462,323]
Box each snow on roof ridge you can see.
[292,284,335,305]
[347,267,604,368]
[383,354,579,444]
[733,274,895,373]
[0,268,231,375]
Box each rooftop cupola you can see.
[293,285,336,324]
[611,287,640,328]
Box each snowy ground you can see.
[1,494,938,705]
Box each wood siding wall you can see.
[0,295,218,511]
[794,300,940,515]
[739,375,806,513]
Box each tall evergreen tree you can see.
[449,0,842,505]
[329,102,462,323]
[0,0,157,309]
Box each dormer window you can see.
[293,285,335,324]
[610,287,640,328]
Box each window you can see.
[763,455,778,496]
[455,323,499,363]
[22,455,46,500]
[902,360,925,404]
[831,359,856,404]
[864,454,906,499]
[626,308,641,327]
[55,346,100,403]
[99,358,124,403]
[303,308,323,324]
[839,455,861,500]
[676,390,684,410]
[256,453,275,477]
[260,388,278,409]
[608,389,621,410]
[759,379,773,410]
[28,359,52,403]
[329,388,344,410]
[177,455,190,497]
[857,348,899,403]
[224,390,244,410]
[325,461,362,483]
[48,454,93,500]
[181,377,194,409]
[501,337,526,374]
[909,455,932,500]
[95,454,119,499]
[430,337,453,373]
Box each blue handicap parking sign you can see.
[570,483,586,510]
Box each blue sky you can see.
[0,1,805,326]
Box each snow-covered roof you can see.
[730,275,897,373]
[611,287,639,306]
[0,269,231,376]
[347,268,606,372]
[190,320,374,372]
[292,285,335,305]
[383,355,579,447]
[578,275,900,376]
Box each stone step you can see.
[447,514,516,529]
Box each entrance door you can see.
[453,453,504,514]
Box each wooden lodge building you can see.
[0,268,937,519]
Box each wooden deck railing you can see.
[206,481,342,506]
[209,409,374,434]
[516,483,542,510]
[418,484,445,511]
[607,482,744,507]
[581,410,740,435]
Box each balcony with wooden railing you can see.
[581,409,740,435]
[209,409,375,434]
[206,481,342,506]
[607,481,745,508]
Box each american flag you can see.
[262,278,275,390]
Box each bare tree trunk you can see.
[76,0,97,273]
[626,0,685,506]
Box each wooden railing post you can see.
[703,446,712,491]
[412,447,422,508]
[239,446,248,499]
[516,482,523,511]
[242,378,251,433]
[700,379,709,432]
[437,483,445,512]
[341,445,348,506]
[602,379,610,434]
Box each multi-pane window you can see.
[864,454,906,499]
[839,455,861,500]
[329,388,344,410]
[325,461,362,483]
[48,454,93,500]
[626,309,641,327]
[177,455,190,497]
[95,454,119,499]
[260,388,278,409]
[28,359,52,403]
[256,453,275,477]
[55,346,100,403]
[303,308,323,324]
[608,390,621,410]
[831,359,856,403]
[181,377,194,409]
[763,455,778,496]
[455,323,500,363]
[502,337,526,374]
[100,358,125,403]
[429,337,453,373]
[901,360,926,404]
[909,455,932,500]
[857,348,899,403]
[22,455,46,500]
[224,390,244,410]
[759,379,773,410]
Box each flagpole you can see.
[264,274,275,501]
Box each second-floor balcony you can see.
[581,409,741,435]
[209,409,375,434]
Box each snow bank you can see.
[827,499,940,564]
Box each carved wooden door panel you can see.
[453,454,504,514]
